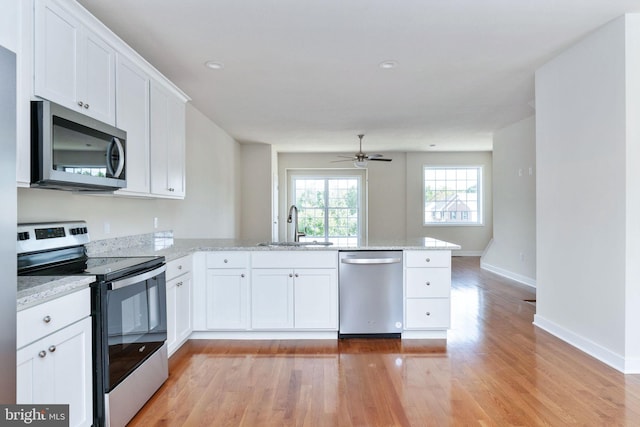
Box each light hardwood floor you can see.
[129,257,640,426]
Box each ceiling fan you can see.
[333,134,392,168]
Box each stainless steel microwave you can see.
[31,100,127,191]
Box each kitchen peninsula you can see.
[19,233,460,346]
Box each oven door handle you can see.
[109,264,166,290]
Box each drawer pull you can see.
[38,351,46,358]
[425,312,431,316]
[48,345,56,353]
[425,281,431,286]
[295,273,299,278]
[176,281,183,287]
[77,101,83,107]
[289,273,293,278]
[425,258,431,263]
[178,265,183,270]
[43,315,51,323]
[224,259,228,263]
[240,274,245,278]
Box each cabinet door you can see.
[115,55,150,195]
[294,268,338,329]
[17,317,93,427]
[34,0,80,108]
[206,269,249,329]
[251,269,294,329]
[167,272,193,354]
[150,81,185,198]
[175,272,193,344]
[80,29,116,124]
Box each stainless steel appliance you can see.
[338,251,403,337]
[17,221,167,427]
[0,44,17,404]
[31,100,127,191]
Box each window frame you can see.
[422,165,483,227]
[287,169,367,245]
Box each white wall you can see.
[18,104,242,240]
[534,15,640,372]
[240,143,273,241]
[406,151,493,254]
[481,117,536,286]
[0,0,18,52]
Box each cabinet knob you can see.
[178,265,183,270]
[38,351,46,358]
[294,273,299,278]
[223,259,228,263]
[77,101,84,107]
[48,345,56,353]
[176,281,183,287]
[168,188,175,192]
[83,103,89,109]
[289,273,293,278]
[240,273,245,278]
[425,312,431,316]
[425,281,431,286]
[425,258,431,263]
[43,315,51,323]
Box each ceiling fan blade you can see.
[368,158,392,162]
[330,158,356,163]
[368,153,384,158]
[336,155,357,159]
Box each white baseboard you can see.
[533,314,636,373]
[453,250,483,257]
[190,330,338,340]
[480,261,536,288]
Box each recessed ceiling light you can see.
[379,60,398,69]
[204,61,224,70]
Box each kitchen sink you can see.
[257,241,334,247]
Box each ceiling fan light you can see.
[353,160,367,168]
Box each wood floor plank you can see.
[129,257,640,426]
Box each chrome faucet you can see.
[287,204,306,242]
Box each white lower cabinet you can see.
[404,250,452,332]
[206,268,249,329]
[16,288,92,427]
[203,252,250,330]
[251,252,338,331]
[166,256,193,356]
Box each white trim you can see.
[533,315,633,373]
[480,261,536,288]
[454,250,483,257]
[401,330,447,339]
[190,330,338,340]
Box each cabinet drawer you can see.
[405,298,450,329]
[17,287,90,349]
[406,268,451,298]
[166,255,193,280]
[405,251,450,268]
[206,252,249,269]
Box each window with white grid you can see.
[291,175,362,246]
[423,166,482,225]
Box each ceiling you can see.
[78,0,640,153]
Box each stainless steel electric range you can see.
[17,221,168,427]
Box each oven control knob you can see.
[71,228,77,235]
[82,227,88,234]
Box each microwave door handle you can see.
[106,137,125,178]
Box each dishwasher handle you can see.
[341,257,402,265]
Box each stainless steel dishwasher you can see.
[339,251,403,337]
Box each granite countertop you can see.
[18,234,460,310]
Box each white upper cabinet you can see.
[115,54,150,195]
[150,81,186,198]
[34,0,116,125]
